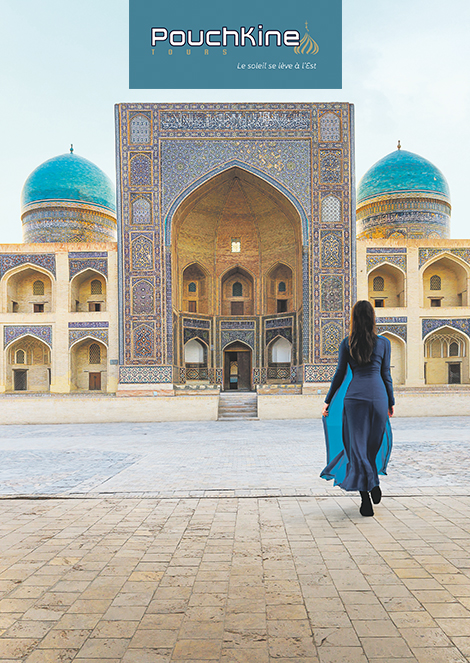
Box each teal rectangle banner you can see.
[129,0,342,89]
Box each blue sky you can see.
[1,0,469,241]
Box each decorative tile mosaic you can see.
[22,208,116,244]
[69,252,108,280]
[131,235,154,271]
[160,110,311,132]
[321,319,343,356]
[320,275,344,312]
[252,367,261,384]
[366,254,407,272]
[4,325,52,349]
[69,328,109,348]
[131,197,152,225]
[319,112,341,142]
[0,254,56,279]
[359,211,449,240]
[376,317,407,324]
[215,368,223,384]
[304,364,336,382]
[367,247,407,254]
[321,195,341,223]
[377,324,407,342]
[321,231,343,268]
[302,248,310,363]
[133,323,154,358]
[132,279,154,315]
[265,317,293,329]
[130,154,152,186]
[221,320,255,330]
[221,329,255,350]
[419,248,470,269]
[130,114,151,144]
[266,327,292,345]
[320,150,342,183]
[183,318,211,329]
[161,139,311,228]
[68,322,109,329]
[119,365,173,384]
[165,250,173,364]
[184,328,210,345]
[422,318,470,339]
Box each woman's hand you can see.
[388,405,394,417]
[322,403,329,417]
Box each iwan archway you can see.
[171,166,303,389]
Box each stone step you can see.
[218,392,258,420]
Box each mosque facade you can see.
[0,102,469,401]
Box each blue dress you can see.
[320,336,394,492]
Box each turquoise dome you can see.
[357,149,450,204]
[21,152,116,212]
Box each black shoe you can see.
[371,486,382,505]
[359,491,374,517]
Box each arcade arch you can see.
[3,266,53,314]
[424,326,469,384]
[70,269,107,312]
[422,255,469,307]
[70,338,107,391]
[381,332,405,385]
[6,335,51,392]
[368,264,405,307]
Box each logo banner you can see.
[129,0,342,89]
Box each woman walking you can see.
[321,300,394,516]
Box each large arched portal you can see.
[172,167,303,388]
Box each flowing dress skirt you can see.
[320,366,393,491]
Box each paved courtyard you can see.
[1,417,470,662]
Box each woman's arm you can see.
[380,337,395,410]
[324,339,349,408]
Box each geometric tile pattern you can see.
[321,319,343,356]
[320,275,344,312]
[68,328,109,348]
[133,323,154,357]
[366,253,407,272]
[419,247,470,269]
[68,322,109,328]
[119,365,173,384]
[321,195,341,223]
[0,254,56,279]
[4,325,52,349]
[319,112,341,141]
[130,114,151,143]
[377,324,407,342]
[304,363,336,382]
[422,318,470,339]
[68,252,108,280]
[319,150,341,183]
[321,231,343,268]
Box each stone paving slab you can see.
[0,417,469,498]
[2,495,470,662]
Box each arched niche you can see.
[424,326,469,385]
[70,269,107,312]
[70,338,107,391]
[380,332,406,385]
[6,335,51,392]
[422,255,469,307]
[182,263,210,314]
[223,340,252,391]
[184,338,208,381]
[266,263,294,314]
[368,264,405,308]
[4,266,53,314]
[171,166,303,318]
[267,336,292,382]
[221,267,254,316]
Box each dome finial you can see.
[397,140,401,150]
[70,144,74,154]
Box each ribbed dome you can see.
[21,152,116,213]
[357,149,450,204]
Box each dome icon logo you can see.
[294,22,319,55]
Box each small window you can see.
[430,275,441,290]
[374,299,384,308]
[277,299,288,313]
[188,282,197,293]
[91,279,102,295]
[188,301,197,312]
[430,299,441,307]
[89,343,101,364]
[16,349,25,364]
[449,342,459,357]
[12,301,18,313]
[231,239,241,253]
[373,276,384,292]
[33,303,44,313]
[89,302,101,312]
[232,282,243,297]
[278,281,286,293]
[33,280,44,295]
[75,300,80,312]
[231,301,244,315]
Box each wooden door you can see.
[237,351,251,391]
[14,370,27,391]
[89,372,101,390]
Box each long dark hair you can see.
[349,300,377,365]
